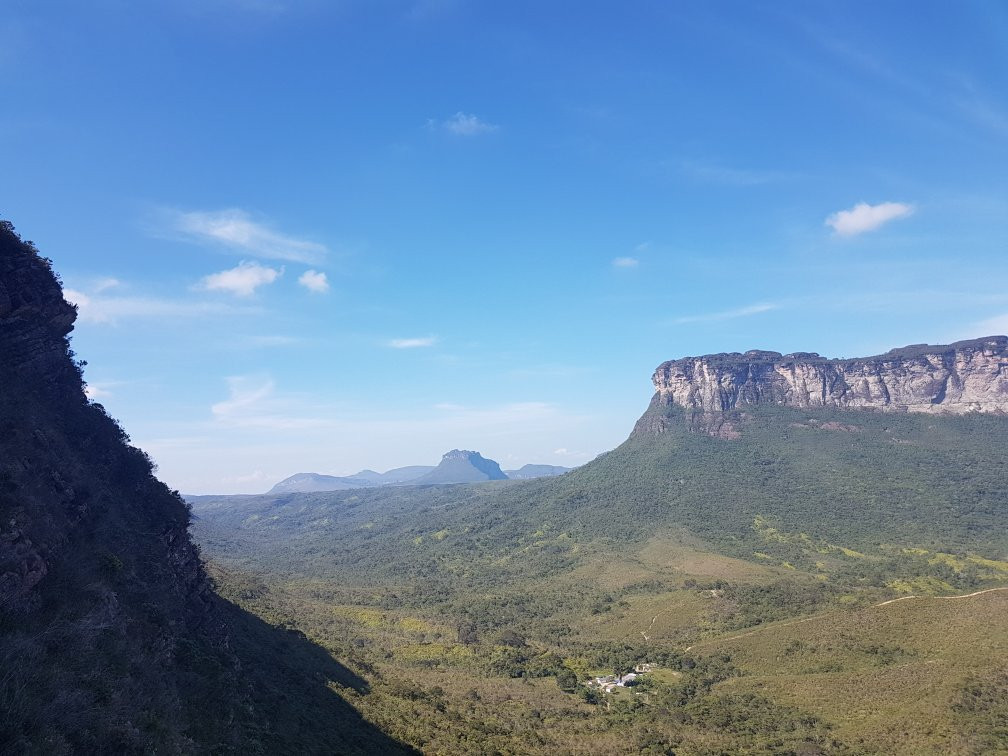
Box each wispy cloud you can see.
[825,201,914,236]
[298,269,329,293]
[435,112,499,136]
[211,375,327,430]
[198,261,282,296]
[612,256,639,268]
[388,336,437,348]
[674,302,780,325]
[169,208,327,263]
[93,277,121,293]
[64,288,254,325]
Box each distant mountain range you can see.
[267,451,569,493]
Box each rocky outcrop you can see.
[0,222,80,394]
[647,337,1008,416]
[0,221,239,750]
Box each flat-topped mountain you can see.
[646,336,1008,418]
[414,449,508,484]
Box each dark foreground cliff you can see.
[0,222,409,754]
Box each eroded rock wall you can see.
[650,337,1008,415]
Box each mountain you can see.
[269,471,366,493]
[353,465,436,485]
[0,221,409,754]
[645,337,1008,418]
[267,460,571,493]
[504,464,570,479]
[189,339,1008,753]
[413,449,508,484]
[268,465,437,493]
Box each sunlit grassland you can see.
[699,589,1008,754]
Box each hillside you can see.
[191,344,1008,752]
[0,221,409,754]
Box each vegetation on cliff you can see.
[0,221,410,754]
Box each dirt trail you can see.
[685,586,1008,652]
[684,613,826,653]
[872,586,1008,607]
[639,613,661,642]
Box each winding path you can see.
[683,586,1008,652]
[639,613,661,642]
[873,585,1008,607]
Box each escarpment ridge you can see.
[645,337,1008,417]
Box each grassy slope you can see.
[698,589,1008,754]
[190,405,1008,753]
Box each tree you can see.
[556,667,578,692]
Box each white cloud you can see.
[825,201,914,236]
[439,112,498,136]
[198,261,281,297]
[93,277,121,293]
[211,376,275,419]
[298,269,329,293]
[612,256,639,268]
[64,287,254,324]
[171,208,327,263]
[674,302,780,325]
[84,383,114,400]
[388,336,437,348]
[210,375,327,430]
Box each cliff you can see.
[642,337,1008,423]
[0,221,410,754]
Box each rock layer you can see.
[649,337,1008,415]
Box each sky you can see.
[3,1,1007,494]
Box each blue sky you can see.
[3,1,1007,493]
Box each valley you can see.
[3,218,1006,753]
[190,379,1008,754]
[6,4,1007,753]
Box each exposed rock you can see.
[647,337,1008,416]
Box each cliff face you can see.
[0,221,413,755]
[0,221,239,751]
[647,337,1008,417]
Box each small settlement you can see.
[586,663,657,694]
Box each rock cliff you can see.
[0,220,412,754]
[645,337,1008,418]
